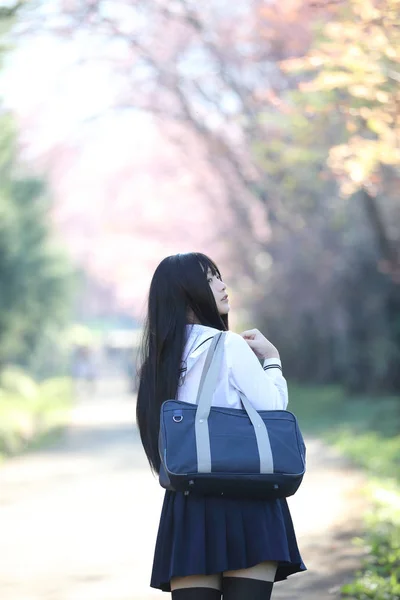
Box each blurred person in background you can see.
[136,253,306,600]
[71,344,97,396]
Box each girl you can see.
[136,252,306,600]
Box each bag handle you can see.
[195,332,274,475]
[195,332,224,407]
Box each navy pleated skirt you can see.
[150,491,306,591]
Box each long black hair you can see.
[136,252,229,473]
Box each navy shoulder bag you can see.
[159,332,306,499]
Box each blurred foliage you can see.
[341,512,400,599]
[292,384,400,440]
[291,383,400,598]
[0,0,76,379]
[253,0,400,393]
[334,432,400,480]
[0,118,75,375]
[283,0,400,196]
[66,324,99,347]
[0,372,73,458]
[5,0,400,394]
[0,1,22,57]
[340,488,400,599]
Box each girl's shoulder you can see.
[185,328,252,374]
[224,330,249,349]
[187,327,248,347]
[185,326,249,358]
[223,331,253,363]
[223,332,261,372]
[186,324,220,359]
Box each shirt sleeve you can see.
[225,332,288,411]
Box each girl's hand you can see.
[240,329,280,360]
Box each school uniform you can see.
[151,324,306,592]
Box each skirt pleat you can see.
[150,491,306,592]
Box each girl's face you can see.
[207,269,230,315]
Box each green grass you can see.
[291,383,400,439]
[340,499,400,600]
[290,384,400,599]
[291,384,400,480]
[0,370,74,460]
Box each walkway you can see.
[0,380,367,599]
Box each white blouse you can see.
[177,324,288,411]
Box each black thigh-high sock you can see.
[222,577,273,600]
[172,588,221,600]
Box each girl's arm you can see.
[226,332,288,411]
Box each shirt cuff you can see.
[263,357,282,372]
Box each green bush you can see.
[0,365,39,398]
[341,506,400,600]
[0,371,73,458]
[290,384,400,439]
[333,432,400,482]
[290,384,400,600]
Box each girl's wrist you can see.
[263,351,280,360]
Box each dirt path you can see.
[0,381,368,600]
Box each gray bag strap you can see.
[195,332,274,474]
[195,333,223,408]
[238,393,274,474]
[195,333,224,473]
